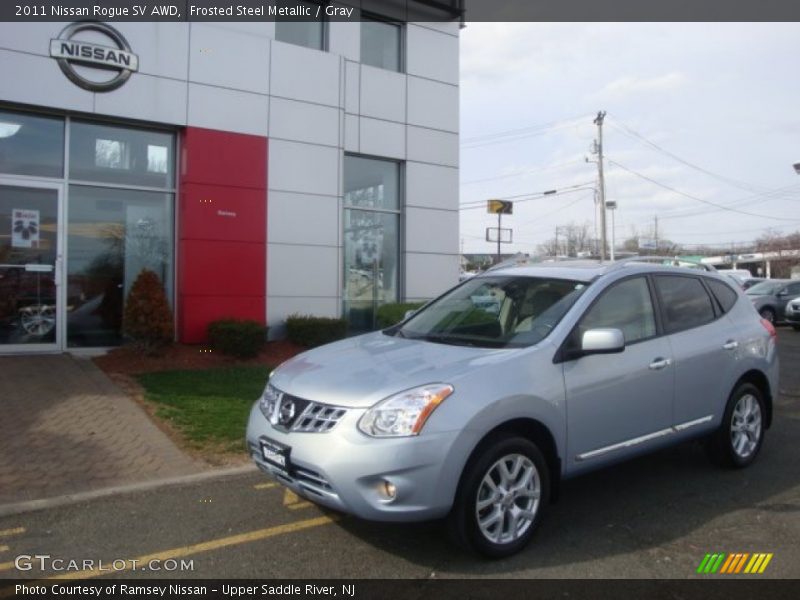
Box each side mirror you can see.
[404,309,417,320]
[581,328,625,354]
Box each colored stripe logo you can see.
[696,553,773,574]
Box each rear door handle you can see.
[722,340,739,350]
[649,357,672,370]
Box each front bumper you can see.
[784,305,800,323]
[245,403,461,522]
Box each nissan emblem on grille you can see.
[278,398,296,425]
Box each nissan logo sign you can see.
[50,22,138,92]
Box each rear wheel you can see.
[447,435,549,558]
[708,383,765,468]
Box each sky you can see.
[458,23,800,256]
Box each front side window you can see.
[395,276,588,349]
[361,15,402,71]
[343,155,401,330]
[275,0,325,50]
[655,275,716,333]
[578,277,656,344]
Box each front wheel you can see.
[707,383,765,468]
[447,436,550,558]
[759,307,776,324]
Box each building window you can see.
[275,0,326,51]
[361,15,402,72]
[0,109,64,178]
[343,155,401,330]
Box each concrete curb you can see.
[0,464,258,518]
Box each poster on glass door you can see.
[12,208,40,248]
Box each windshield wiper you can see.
[422,333,509,348]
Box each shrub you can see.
[208,319,268,359]
[376,302,426,329]
[285,314,348,348]
[123,269,174,355]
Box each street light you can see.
[605,201,617,261]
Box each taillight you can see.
[760,318,777,339]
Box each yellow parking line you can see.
[0,528,24,538]
[44,515,337,581]
[288,502,313,510]
[253,482,278,490]
[0,561,15,573]
[0,545,8,552]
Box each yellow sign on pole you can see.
[487,199,513,215]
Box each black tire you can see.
[759,307,776,324]
[707,383,766,469]
[447,435,550,558]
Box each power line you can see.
[607,159,800,222]
[606,115,769,193]
[460,159,584,186]
[460,114,590,146]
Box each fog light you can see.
[382,480,397,501]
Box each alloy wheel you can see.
[730,393,762,459]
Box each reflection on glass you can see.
[343,209,399,330]
[361,17,401,72]
[67,185,173,347]
[275,0,324,50]
[0,110,64,178]
[70,121,174,188]
[344,156,399,210]
[0,186,59,345]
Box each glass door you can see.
[0,180,63,352]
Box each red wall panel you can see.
[180,183,266,243]
[178,127,267,343]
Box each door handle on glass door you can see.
[722,340,739,350]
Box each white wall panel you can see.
[328,20,360,62]
[268,139,339,196]
[267,244,339,297]
[407,76,458,132]
[268,191,340,247]
[187,83,268,135]
[270,41,340,107]
[406,208,459,255]
[0,22,69,57]
[344,114,359,152]
[405,253,460,299]
[0,50,93,113]
[119,23,189,80]
[406,25,459,85]
[406,162,458,211]
[189,23,269,94]
[359,117,405,160]
[360,65,406,123]
[407,126,458,167]
[95,73,187,125]
[344,60,360,114]
[269,98,339,147]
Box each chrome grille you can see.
[292,402,347,433]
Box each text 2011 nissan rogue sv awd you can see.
[247,260,778,557]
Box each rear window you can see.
[706,278,738,314]
[655,275,716,333]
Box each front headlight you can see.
[358,383,454,438]
[259,383,280,421]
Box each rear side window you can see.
[706,278,738,314]
[655,275,716,333]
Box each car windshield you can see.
[746,281,786,296]
[388,275,588,349]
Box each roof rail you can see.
[608,256,717,273]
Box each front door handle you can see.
[722,340,739,351]
[649,357,672,370]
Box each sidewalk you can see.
[0,354,203,507]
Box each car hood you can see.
[268,331,516,408]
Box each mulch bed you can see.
[93,339,305,376]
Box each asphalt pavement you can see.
[1,332,798,580]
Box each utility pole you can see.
[593,111,608,262]
[654,215,659,252]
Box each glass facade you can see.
[0,109,175,350]
[361,16,402,72]
[275,0,326,50]
[343,155,401,330]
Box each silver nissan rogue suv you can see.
[246,260,778,557]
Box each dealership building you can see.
[0,4,460,353]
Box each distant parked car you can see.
[741,277,765,290]
[746,279,800,324]
[784,297,800,331]
[719,269,753,286]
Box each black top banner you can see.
[1,0,799,22]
